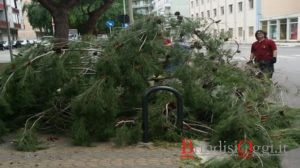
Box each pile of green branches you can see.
[0,15,299,167]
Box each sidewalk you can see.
[239,42,300,47]
[2,134,300,167]
[276,42,300,47]
[0,135,184,168]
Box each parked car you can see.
[40,36,54,46]
[20,40,28,45]
[13,40,22,48]
[1,41,13,49]
[0,41,4,50]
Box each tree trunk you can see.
[37,0,79,50]
[52,9,70,50]
[85,0,115,35]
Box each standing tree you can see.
[36,0,115,48]
[37,0,78,41]
[70,0,121,35]
[81,0,115,34]
[22,2,53,36]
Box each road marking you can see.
[279,55,300,59]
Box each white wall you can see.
[190,0,257,43]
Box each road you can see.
[234,44,300,108]
[0,49,17,63]
[235,44,300,168]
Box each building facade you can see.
[260,0,300,42]
[152,0,190,17]
[18,0,37,40]
[189,0,300,43]
[0,0,24,41]
[133,0,153,15]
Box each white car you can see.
[20,40,28,45]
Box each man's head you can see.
[255,30,267,40]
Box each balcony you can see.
[0,20,8,28]
[12,7,19,14]
[0,2,4,10]
[14,23,21,29]
[133,2,153,9]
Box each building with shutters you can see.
[189,0,300,43]
[133,0,189,17]
[0,0,24,41]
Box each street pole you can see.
[127,0,134,24]
[3,0,13,62]
[123,0,126,15]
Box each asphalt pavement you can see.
[0,136,183,168]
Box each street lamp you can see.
[3,0,13,62]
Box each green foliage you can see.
[0,120,7,141]
[70,0,124,34]
[23,1,53,34]
[113,124,141,146]
[71,117,91,146]
[71,79,119,144]
[14,129,44,151]
[0,15,299,168]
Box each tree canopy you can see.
[28,0,116,49]
[69,0,123,34]
[23,2,53,35]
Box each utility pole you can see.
[3,0,13,62]
[127,0,134,24]
[123,0,126,15]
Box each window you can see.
[238,2,243,12]
[238,27,243,37]
[249,26,254,36]
[289,18,298,40]
[221,6,224,15]
[201,12,204,18]
[207,10,210,18]
[270,20,277,39]
[213,8,217,17]
[261,21,268,33]
[191,1,194,8]
[280,19,287,40]
[201,0,204,5]
[196,0,199,6]
[228,28,233,38]
[196,13,199,18]
[249,0,254,9]
[229,4,233,14]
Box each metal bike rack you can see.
[142,86,184,143]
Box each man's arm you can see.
[272,49,278,63]
[250,53,255,61]
[273,50,277,58]
[247,53,255,64]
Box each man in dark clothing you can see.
[248,30,277,78]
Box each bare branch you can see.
[85,0,115,34]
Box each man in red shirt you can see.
[248,30,277,78]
